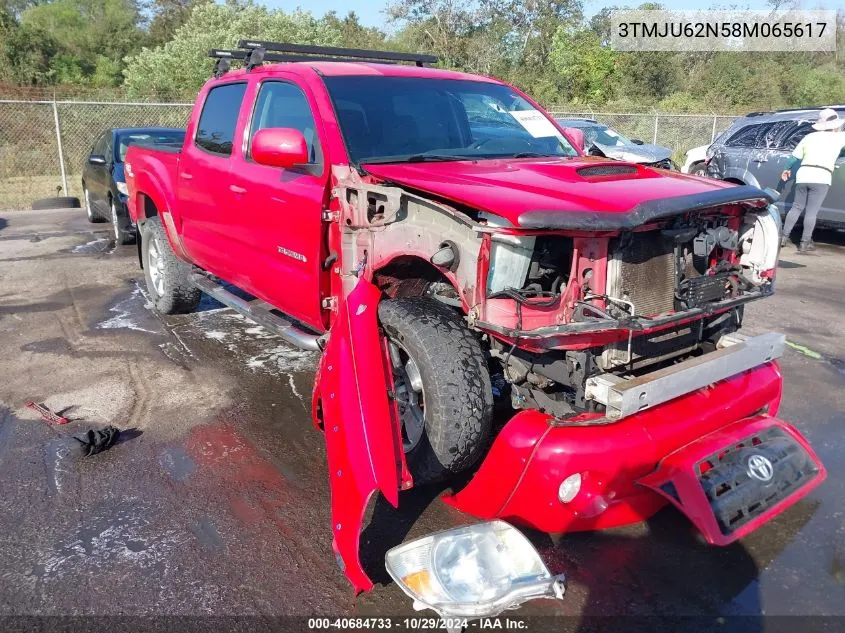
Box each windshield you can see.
[322,76,578,164]
[116,131,185,162]
[578,124,633,148]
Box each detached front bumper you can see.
[445,361,825,542]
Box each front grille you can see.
[606,231,676,316]
[577,165,638,177]
[697,427,819,536]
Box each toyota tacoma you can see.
[124,41,826,614]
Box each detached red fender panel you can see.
[315,279,401,592]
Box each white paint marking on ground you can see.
[287,374,304,403]
[71,238,109,254]
[97,287,159,334]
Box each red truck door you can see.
[176,81,249,281]
[225,77,330,331]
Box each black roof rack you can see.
[208,41,439,78]
[237,40,438,66]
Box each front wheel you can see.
[83,185,105,222]
[379,298,494,484]
[141,217,200,314]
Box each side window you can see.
[105,135,114,162]
[725,123,774,149]
[250,81,322,165]
[195,82,248,156]
[781,123,813,151]
[92,132,108,156]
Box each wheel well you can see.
[143,194,158,219]
[373,256,456,300]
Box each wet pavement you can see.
[0,208,843,628]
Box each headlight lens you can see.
[385,520,565,619]
[115,181,129,196]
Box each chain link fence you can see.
[0,100,192,210]
[1,99,741,211]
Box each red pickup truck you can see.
[126,42,824,613]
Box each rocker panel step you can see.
[190,273,322,351]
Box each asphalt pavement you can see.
[0,208,843,630]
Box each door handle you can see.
[180,172,193,180]
[229,185,247,195]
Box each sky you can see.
[259,1,798,29]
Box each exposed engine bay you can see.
[480,205,780,420]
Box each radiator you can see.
[606,231,676,317]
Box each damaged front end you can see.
[313,164,822,599]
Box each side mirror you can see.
[630,139,645,146]
[251,128,309,169]
[88,154,107,165]
[562,127,586,153]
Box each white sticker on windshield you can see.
[605,129,619,137]
[510,110,561,139]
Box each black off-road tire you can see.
[141,217,201,314]
[379,298,494,484]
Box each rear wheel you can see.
[379,298,494,484]
[141,217,200,314]
[691,163,707,177]
[110,197,135,245]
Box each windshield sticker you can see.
[605,129,619,137]
[510,110,561,139]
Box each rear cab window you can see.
[195,82,248,156]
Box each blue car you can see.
[81,127,185,244]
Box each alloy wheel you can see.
[147,235,165,297]
[388,339,426,452]
[111,201,119,241]
[84,188,93,221]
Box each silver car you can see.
[556,118,677,169]
[707,106,845,227]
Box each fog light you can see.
[558,473,582,503]
[385,520,565,620]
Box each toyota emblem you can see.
[747,454,774,482]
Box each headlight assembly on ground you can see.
[385,520,566,619]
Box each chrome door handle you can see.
[229,185,247,195]
[180,172,193,180]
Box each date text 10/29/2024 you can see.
[308,618,529,630]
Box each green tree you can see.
[387,0,477,67]
[549,24,616,104]
[323,10,389,50]
[122,3,343,98]
[21,0,144,85]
